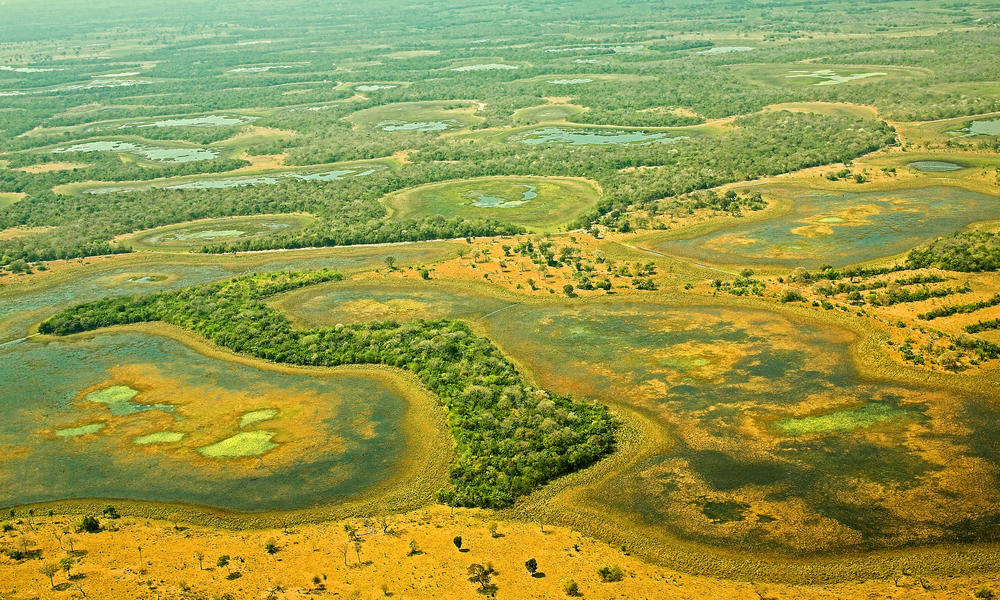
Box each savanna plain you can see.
[3,1,1000,598]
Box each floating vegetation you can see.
[198,431,279,458]
[774,402,913,435]
[240,408,278,428]
[55,423,105,438]
[134,431,185,445]
[85,385,175,416]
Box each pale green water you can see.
[53,140,218,162]
[378,120,455,132]
[131,115,255,128]
[775,402,913,435]
[956,118,1000,137]
[697,46,754,55]
[450,63,519,71]
[909,160,964,172]
[785,69,886,86]
[516,126,688,146]
[356,84,397,91]
[653,185,1000,268]
[548,78,593,85]
[469,184,537,207]
[86,166,382,193]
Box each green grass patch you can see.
[383,176,600,233]
[125,214,316,252]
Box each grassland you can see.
[382,176,601,232]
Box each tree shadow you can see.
[531,572,546,579]
[459,548,470,553]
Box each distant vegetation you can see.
[908,230,1000,272]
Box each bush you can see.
[780,290,805,303]
[78,516,101,533]
[598,565,624,582]
[563,579,580,596]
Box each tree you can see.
[339,544,349,565]
[167,512,182,530]
[407,540,420,556]
[467,563,497,596]
[39,563,59,588]
[453,536,463,551]
[563,579,580,596]
[525,558,538,576]
[195,551,204,570]
[217,555,230,572]
[487,522,498,538]
[78,516,100,533]
[60,556,75,579]
[265,540,279,554]
[384,256,396,270]
[353,540,362,563]
[563,284,575,296]
[137,546,143,564]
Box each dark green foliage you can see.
[40,271,616,509]
[78,516,101,533]
[918,293,1000,320]
[597,565,624,582]
[908,231,1000,273]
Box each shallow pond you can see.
[650,185,1000,268]
[469,184,537,207]
[479,300,999,551]
[86,165,383,193]
[697,46,754,55]
[515,126,688,146]
[126,115,256,128]
[377,120,455,132]
[0,331,411,510]
[785,69,886,86]
[53,140,218,163]
[450,63,519,72]
[954,118,1000,137]
[909,160,964,172]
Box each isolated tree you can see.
[167,512,182,530]
[39,563,59,588]
[563,579,580,596]
[339,544,350,565]
[78,516,100,533]
[353,540,362,563]
[487,522,498,538]
[60,556,75,579]
[467,563,497,595]
[384,256,396,270]
[137,546,143,563]
[265,539,279,555]
[195,551,204,570]
[217,555,230,572]
[453,536,463,551]
[524,558,538,576]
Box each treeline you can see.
[908,230,1000,272]
[40,271,617,509]
[0,111,892,266]
[919,293,1000,321]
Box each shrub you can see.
[598,565,624,582]
[78,516,101,533]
